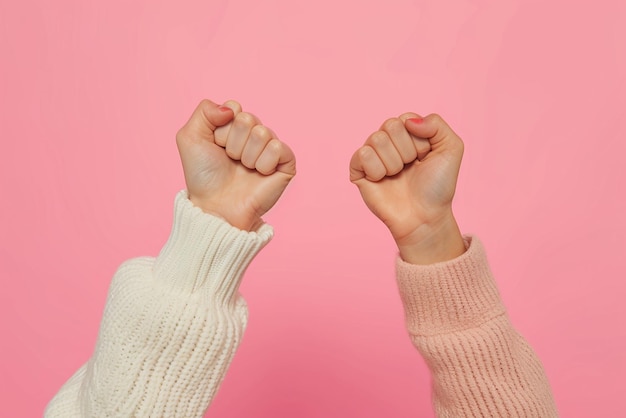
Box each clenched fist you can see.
[350,113,466,264]
[176,99,296,231]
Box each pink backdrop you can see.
[1,0,625,416]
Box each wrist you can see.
[395,210,466,265]
[154,191,273,299]
[189,194,262,232]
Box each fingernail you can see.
[407,117,423,124]
[218,105,232,112]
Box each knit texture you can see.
[45,191,273,418]
[46,194,558,417]
[396,236,558,417]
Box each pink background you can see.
[1,0,625,416]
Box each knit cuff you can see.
[153,190,273,302]
[396,235,506,336]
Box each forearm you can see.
[45,191,273,417]
[396,236,558,417]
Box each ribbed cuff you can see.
[396,235,506,336]
[153,190,273,302]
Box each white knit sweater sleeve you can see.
[45,191,273,418]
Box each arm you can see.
[45,99,296,417]
[349,114,558,416]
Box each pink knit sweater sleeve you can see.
[395,236,558,417]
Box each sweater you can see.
[45,191,558,417]
[396,239,558,417]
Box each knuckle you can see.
[197,99,212,112]
[428,113,445,125]
[389,165,403,176]
[236,112,256,126]
[369,132,388,147]
[382,117,400,131]
[415,140,431,153]
[251,124,270,139]
[258,166,273,175]
[223,99,241,110]
[371,169,385,181]
[267,139,282,153]
[400,112,420,120]
[401,153,415,164]
[241,157,255,169]
[358,146,372,160]
[225,146,239,159]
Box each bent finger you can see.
[214,99,242,146]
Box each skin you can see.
[176,99,296,231]
[349,113,466,265]
[177,99,464,264]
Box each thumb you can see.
[403,113,457,148]
[179,99,235,141]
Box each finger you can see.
[241,125,272,169]
[255,139,296,176]
[222,99,242,114]
[349,148,366,181]
[380,117,417,164]
[397,112,431,161]
[214,100,242,146]
[177,99,234,142]
[404,113,461,149]
[349,145,386,182]
[265,127,279,139]
[365,131,404,176]
[225,112,259,160]
[255,139,281,175]
[398,112,422,122]
[276,140,296,176]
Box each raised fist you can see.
[350,113,466,264]
[176,99,296,231]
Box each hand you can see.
[349,113,466,264]
[176,99,296,231]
